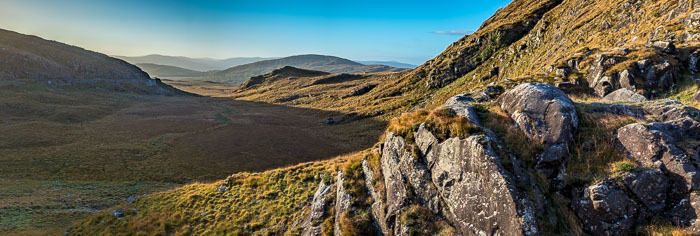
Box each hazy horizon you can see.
[0,0,511,65]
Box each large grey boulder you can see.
[616,118,700,192]
[497,82,578,176]
[572,180,641,236]
[600,88,647,103]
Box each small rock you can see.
[325,118,334,125]
[649,41,677,54]
[600,88,648,103]
[112,209,125,218]
[126,196,137,203]
[445,94,476,105]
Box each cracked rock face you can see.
[497,82,578,176]
[333,171,351,236]
[377,125,538,236]
[301,178,333,236]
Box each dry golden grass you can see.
[566,109,640,184]
[386,106,481,143]
[0,85,384,233]
[68,152,361,235]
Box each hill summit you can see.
[0,29,183,95]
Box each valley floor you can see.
[0,86,384,234]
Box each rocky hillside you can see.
[0,29,183,95]
[205,54,406,85]
[70,0,700,235]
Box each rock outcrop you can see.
[617,118,700,192]
[301,178,333,236]
[573,180,641,236]
[591,99,700,123]
[600,88,648,103]
[333,171,351,236]
[375,127,538,236]
[586,54,680,98]
[497,82,578,177]
[574,113,700,235]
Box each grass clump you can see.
[636,217,694,236]
[477,103,543,166]
[387,107,481,143]
[399,205,455,236]
[566,108,640,184]
[610,160,638,174]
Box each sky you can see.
[0,0,511,65]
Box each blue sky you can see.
[0,0,511,65]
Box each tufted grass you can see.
[565,108,640,185]
[386,106,481,144]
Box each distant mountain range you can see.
[135,63,211,78]
[123,54,411,85]
[115,55,273,72]
[204,54,408,84]
[356,61,416,69]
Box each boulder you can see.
[600,88,647,103]
[616,118,700,192]
[693,90,700,103]
[444,94,476,105]
[445,94,482,126]
[622,169,670,214]
[497,83,578,176]
[649,41,677,54]
[572,181,641,236]
[587,55,621,97]
[361,160,390,235]
[381,133,443,233]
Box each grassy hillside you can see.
[205,54,407,85]
[0,85,384,235]
[0,29,182,95]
